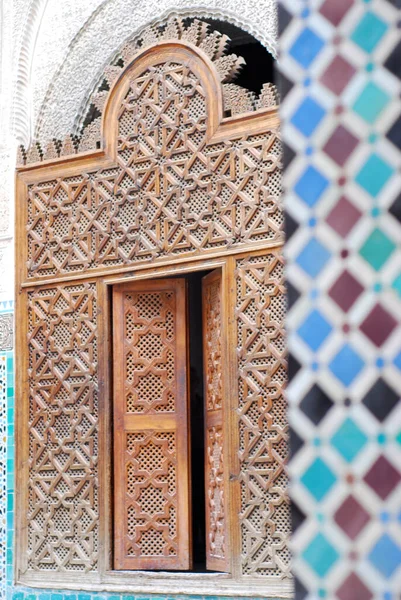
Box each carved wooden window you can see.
[113,279,191,570]
[112,273,231,573]
[15,19,291,598]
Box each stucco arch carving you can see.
[12,0,277,147]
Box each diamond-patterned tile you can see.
[355,153,394,198]
[353,82,390,124]
[386,113,401,150]
[276,0,401,597]
[331,418,368,463]
[320,55,356,96]
[329,270,364,312]
[287,280,301,310]
[351,11,388,53]
[334,495,371,540]
[299,384,333,425]
[384,39,401,80]
[301,457,337,501]
[320,0,354,26]
[302,533,339,577]
[359,228,396,271]
[360,303,397,347]
[292,499,307,533]
[364,456,401,500]
[326,196,362,238]
[329,345,365,387]
[289,27,325,68]
[288,353,302,380]
[290,426,305,458]
[291,96,326,137]
[368,534,401,578]
[297,309,332,351]
[389,192,401,224]
[336,573,373,600]
[324,125,358,166]
[362,378,399,422]
[295,165,329,207]
[296,237,331,278]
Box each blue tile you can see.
[329,344,365,386]
[291,97,326,137]
[295,166,329,207]
[289,27,325,68]
[369,534,401,578]
[296,237,331,278]
[297,309,332,351]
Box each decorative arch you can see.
[15,39,290,598]
[13,0,277,147]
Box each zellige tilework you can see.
[279,0,401,598]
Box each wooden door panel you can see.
[202,270,230,572]
[113,278,192,570]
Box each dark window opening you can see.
[187,271,207,571]
[202,18,275,94]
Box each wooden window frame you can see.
[14,41,291,598]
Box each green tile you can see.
[392,273,401,297]
[351,11,388,53]
[300,457,337,501]
[303,533,339,577]
[331,418,368,463]
[359,228,396,271]
[353,81,390,124]
[355,153,394,198]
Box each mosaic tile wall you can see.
[279,0,401,598]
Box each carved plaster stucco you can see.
[18,16,279,164]
[31,0,277,142]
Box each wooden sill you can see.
[18,571,294,598]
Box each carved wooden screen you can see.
[15,35,290,596]
[202,270,229,572]
[113,279,191,570]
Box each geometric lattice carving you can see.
[27,283,98,572]
[113,278,191,571]
[125,431,177,558]
[124,291,176,413]
[17,42,288,590]
[235,253,290,578]
[26,61,283,280]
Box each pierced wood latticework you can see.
[235,252,290,578]
[27,283,98,572]
[25,58,282,281]
[112,279,191,571]
[18,18,279,164]
[15,37,290,597]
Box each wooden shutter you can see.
[113,278,192,570]
[202,270,230,572]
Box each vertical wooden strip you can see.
[113,279,191,570]
[97,280,112,572]
[202,269,230,573]
[224,256,242,578]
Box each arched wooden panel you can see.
[15,40,290,595]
